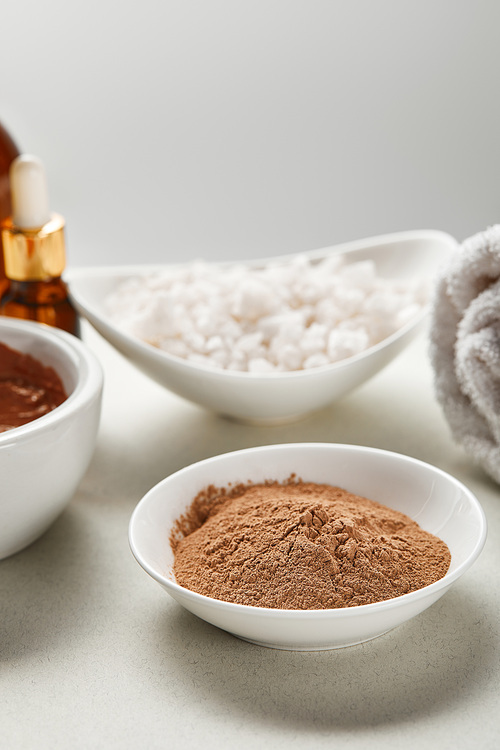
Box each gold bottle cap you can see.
[1,213,66,281]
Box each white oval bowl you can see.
[0,318,103,559]
[67,229,457,423]
[129,442,486,651]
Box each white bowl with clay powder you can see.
[128,443,486,651]
[68,230,457,423]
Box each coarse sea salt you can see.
[104,255,426,373]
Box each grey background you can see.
[2,0,499,268]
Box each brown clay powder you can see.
[171,480,451,610]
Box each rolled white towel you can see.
[430,224,500,483]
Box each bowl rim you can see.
[0,317,103,444]
[128,442,487,619]
[67,228,458,382]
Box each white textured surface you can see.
[1,321,498,749]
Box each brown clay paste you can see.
[172,479,451,610]
[0,341,67,432]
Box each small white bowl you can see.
[67,229,457,423]
[0,318,103,559]
[129,443,486,651]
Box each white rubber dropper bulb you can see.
[10,154,51,229]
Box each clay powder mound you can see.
[171,480,451,610]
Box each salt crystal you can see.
[327,328,370,361]
[274,344,303,371]
[303,353,330,369]
[300,324,327,357]
[206,335,224,352]
[230,279,276,321]
[332,286,365,315]
[209,349,229,367]
[248,358,276,373]
[258,312,305,341]
[234,331,265,353]
[184,331,206,352]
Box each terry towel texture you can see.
[430,224,500,484]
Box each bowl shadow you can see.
[145,586,494,732]
[0,503,102,664]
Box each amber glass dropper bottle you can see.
[0,122,20,300]
[0,154,80,336]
